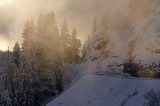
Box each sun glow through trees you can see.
[0,37,8,51]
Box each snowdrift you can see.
[47,74,160,106]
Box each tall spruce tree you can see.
[71,27,81,63]
[13,42,35,106]
[22,19,37,62]
[13,42,20,67]
[91,17,98,40]
[36,12,61,79]
[0,50,15,106]
[14,55,35,106]
[36,12,64,95]
[60,19,71,63]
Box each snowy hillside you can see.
[85,5,160,65]
[47,9,160,104]
[47,74,160,106]
[47,1,160,106]
[134,7,160,64]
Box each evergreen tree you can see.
[127,27,137,63]
[0,90,12,106]
[87,34,91,46]
[81,44,88,62]
[123,27,137,74]
[60,19,71,63]
[71,27,81,63]
[36,12,61,79]
[91,17,98,40]
[35,12,64,97]
[46,12,59,39]
[0,50,15,106]
[12,42,36,106]
[22,19,37,62]
[54,65,64,93]
[22,20,36,43]
[72,27,78,38]
[127,38,136,63]
[99,13,110,36]
[37,12,59,43]
[14,55,35,106]
[13,42,20,67]
[61,19,69,37]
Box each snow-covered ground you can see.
[47,3,160,106]
[47,73,160,106]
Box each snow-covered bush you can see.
[144,89,160,106]
[0,90,12,106]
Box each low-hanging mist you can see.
[0,0,129,50]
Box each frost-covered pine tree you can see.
[0,90,12,106]
[71,27,81,63]
[0,49,16,106]
[91,17,98,40]
[22,19,37,63]
[13,42,20,67]
[36,12,61,79]
[14,55,35,106]
[12,42,35,106]
[60,19,72,63]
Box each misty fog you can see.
[0,0,129,50]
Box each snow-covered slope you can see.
[47,74,160,106]
[47,3,160,106]
[86,6,160,65]
[134,8,160,64]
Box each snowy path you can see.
[47,73,160,106]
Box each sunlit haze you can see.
[1,0,160,106]
[0,36,8,51]
[0,0,128,51]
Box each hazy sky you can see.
[0,0,129,50]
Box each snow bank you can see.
[47,74,160,106]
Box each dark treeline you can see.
[0,11,81,106]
